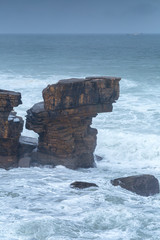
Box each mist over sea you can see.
[0,34,160,240]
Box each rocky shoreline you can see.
[1,76,159,197]
[0,76,120,169]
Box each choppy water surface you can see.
[0,34,160,239]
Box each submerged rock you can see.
[111,174,160,197]
[70,181,98,189]
[26,76,120,169]
[95,155,103,161]
[0,89,23,169]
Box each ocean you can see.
[0,34,160,239]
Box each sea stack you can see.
[0,89,23,168]
[26,76,120,169]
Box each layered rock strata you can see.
[26,76,120,169]
[0,89,23,168]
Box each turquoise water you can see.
[0,34,160,239]
[0,34,159,79]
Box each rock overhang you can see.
[42,76,120,112]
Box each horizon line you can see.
[0,32,160,35]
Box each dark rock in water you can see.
[0,89,23,169]
[31,151,93,169]
[95,155,103,161]
[18,136,38,158]
[26,76,120,169]
[18,157,31,168]
[70,181,98,189]
[111,174,160,197]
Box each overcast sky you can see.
[0,0,160,34]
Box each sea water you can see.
[0,34,160,240]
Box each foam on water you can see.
[0,165,160,240]
[0,75,160,240]
[1,34,160,239]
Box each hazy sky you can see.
[0,0,160,34]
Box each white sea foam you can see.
[0,78,159,240]
[0,53,160,238]
[0,164,160,240]
[120,78,138,90]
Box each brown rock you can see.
[111,174,160,197]
[0,89,23,168]
[43,76,120,111]
[26,76,120,169]
[70,181,98,189]
[0,155,18,169]
[0,89,22,113]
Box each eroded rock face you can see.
[26,76,120,169]
[43,77,120,111]
[0,89,23,168]
[111,174,160,197]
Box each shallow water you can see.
[0,34,160,239]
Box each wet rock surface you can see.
[111,174,160,197]
[26,76,120,169]
[18,156,31,168]
[18,136,38,158]
[95,155,103,161]
[0,89,23,169]
[70,181,98,189]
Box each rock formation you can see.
[111,174,160,197]
[26,76,120,169]
[0,89,23,168]
[70,181,98,189]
